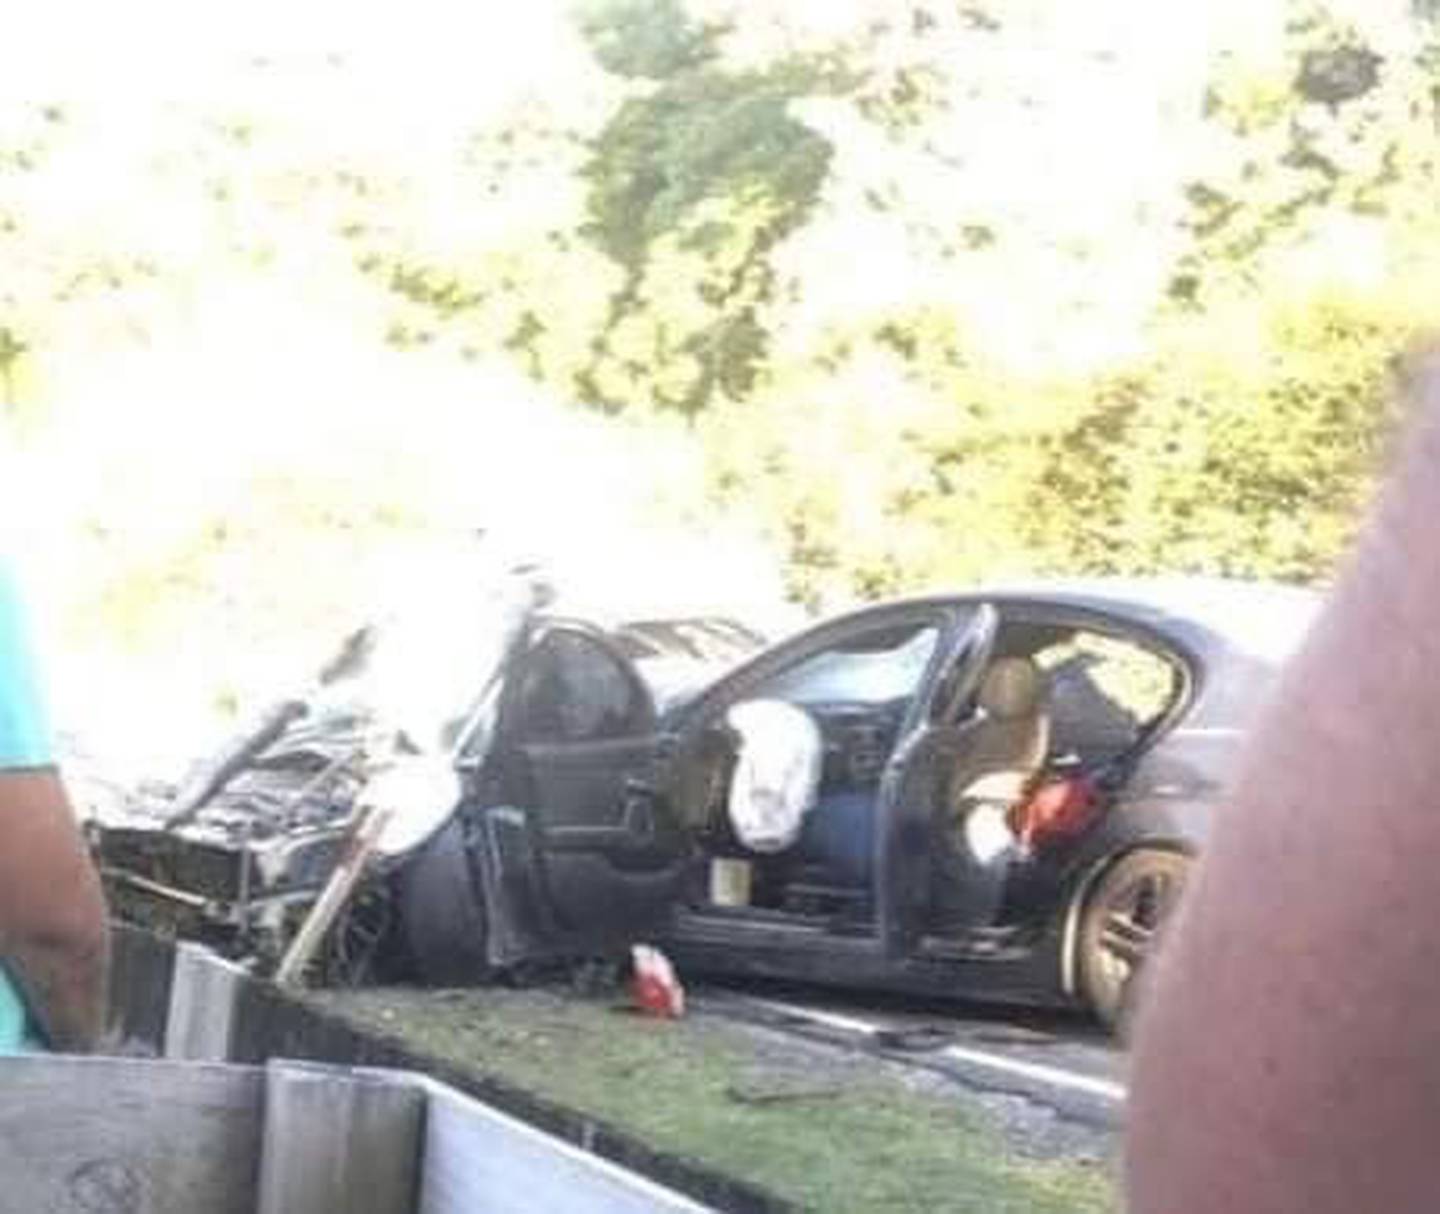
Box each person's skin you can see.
[1127,354,1440,1212]
[0,769,109,1050]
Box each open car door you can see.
[469,623,687,967]
[875,603,999,957]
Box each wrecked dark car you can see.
[95,576,1317,1028]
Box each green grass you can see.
[310,987,1117,1213]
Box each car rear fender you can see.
[1058,838,1195,998]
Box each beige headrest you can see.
[979,658,1046,720]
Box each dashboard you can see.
[806,697,910,791]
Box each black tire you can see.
[1078,849,1190,1034]
[398,818,495,987]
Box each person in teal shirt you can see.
[0,559,109,1051]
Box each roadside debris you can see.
[630,945,685,1019]
[724,1076,846,1106]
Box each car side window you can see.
[751,622,940,707]
[514,631,649,743]
[1034,631,1179,759]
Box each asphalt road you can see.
[692,980,1126,1132]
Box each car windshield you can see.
[760,624,940,705]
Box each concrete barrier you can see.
[0,1053,709,1214]
[100,928,773,1212]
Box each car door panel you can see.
[518,737,654,830]
[483,625,685,958]
[877,603,998,956]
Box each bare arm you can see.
[0,769,109,1051]
[1127,359,1440,1212]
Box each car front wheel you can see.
[1078,848,1190,1033]
[398,818,495,986]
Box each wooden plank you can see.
[257,1060,424,1214]
[0,1054,262,1214]
[274,804,391,987]
[417,1079,710,1214]
[165,942,246,1061]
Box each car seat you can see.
[932,657,1051,922]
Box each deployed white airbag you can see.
[725,699,822,853]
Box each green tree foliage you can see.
[577,0,720,79]
[576,58,834,413]
[5,1,1439,618]
[671,0,1436,604]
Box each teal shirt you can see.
[0,561,52,1050]
[0,976,31,1051]
[0,561,51,769]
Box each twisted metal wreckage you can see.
[90,562,761,983]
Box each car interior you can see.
[678,609,1187,937]
[674,619,939,927]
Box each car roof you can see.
[881,576,1322,668]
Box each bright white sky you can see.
[0,0,1334,104]
[0,4,575,100]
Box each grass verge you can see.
[310,986,1116,1213]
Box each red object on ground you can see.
[1016,774,1101,851]
[630,944,686,1019]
